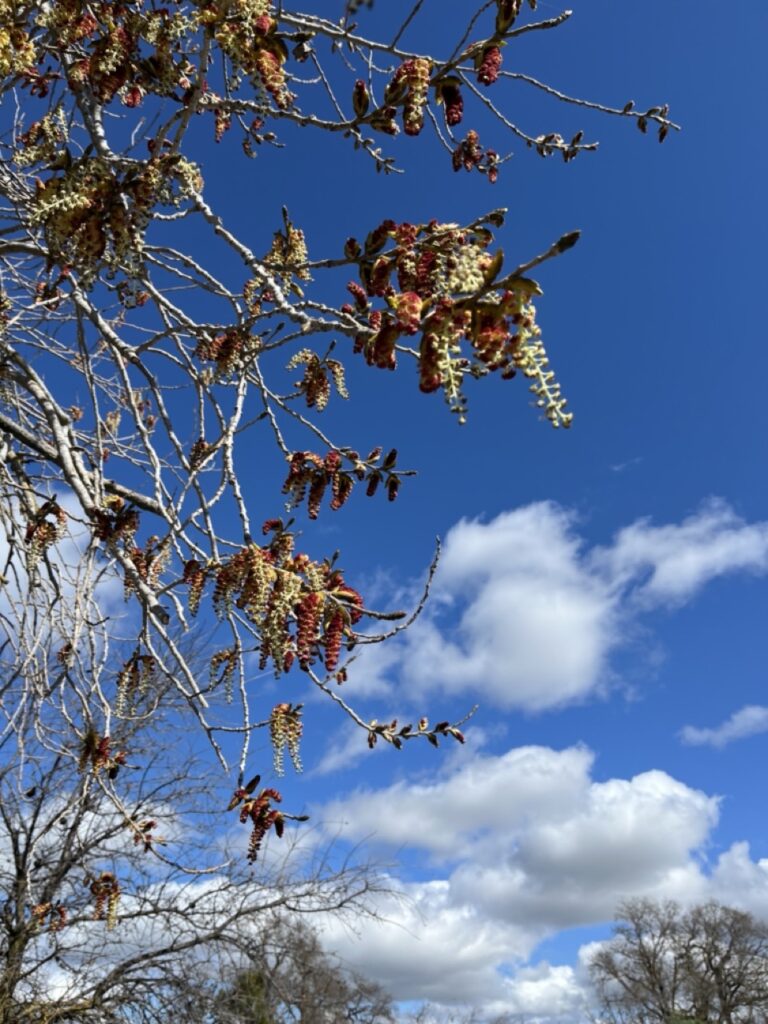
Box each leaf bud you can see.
[352,79,370,118]
[382,448,398,470]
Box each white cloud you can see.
[453,769,714,929]
[320,745,596,862]
[412,503,614,711]
[494,962,587,1019]
[343,499,768,714]
[320,745,717,923]
[680,705,768,748]
[320,879,529,1005]
[313,499,768,1019]
[595,498,768,605]
[710,841,768,918]
[314,742,750,1015]
[315,741,768,1021]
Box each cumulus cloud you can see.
[319,745,717,917]
[314,742,750,1016]
[401,503,615,711]
[321,745,594,862]
[680,705,768,748]
[320,879,530,1006]
[341,499,768,714]
[710,842,768,918]
[313,742,768,1021]
[309,499,768,1019]
[493,962,588,1020]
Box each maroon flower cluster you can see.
[255,48,290,109]
[116,652,157,711]
[283,446,403,519]
[440,80,464,126]
[339,215,556,420]
[78,732,127,780]
[133,819,163,852]
[476,44,503,86]
[90,496,139,547]
[452,130,499,183]
[43,2,190,107]
[24,498,66,568]
[203,521,366,676]
[194,327,257,378]
[89,872,120,926]
[295,592,322,667]
[283,449,354,519]
[32,903,67,932]
[239,787,284,863]
[352,79,370,117]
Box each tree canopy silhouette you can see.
[590,899,768,1024]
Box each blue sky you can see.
[7,0,765,1018]
[99,0,768,1016]
[190,1,768,1017]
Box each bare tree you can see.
[589,899,768,1024]
[0,1,674,1016]
[0,516,383,1023]
[0,0,674,790]
[211,915,394,1024]
[0,693,386,1024]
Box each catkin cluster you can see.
[341,217,570,425]
[269,703,303,775]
